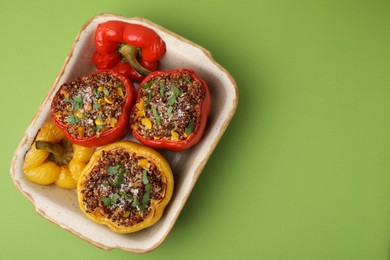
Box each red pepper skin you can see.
[111,62,143,82]
[131,69,211,152]
[93,52,121,69]
[93,21,165,82]
[50,70,136,147]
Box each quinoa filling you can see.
[51,73,126,139]
[130,72,205,141]
[80,148,165,227]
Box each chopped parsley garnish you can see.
[168,86,182,105]
[142,170,150,210]
[101,197,111,206]
[73,96,83,103]
[142,80,155,89]
[152,106,161,126]
[106,164,126,187]
[93,103,101,110]
[146,91,154,107]
[92,125,104,131]
[131,171,151,211]
[107,164,125,175]
[94,89,101,98]
[120,191,131,200]
[101,193,120,207]
[103,87,110,96]
[132,196,139,208]
[114,171,125,187]
[173,86,182,96]
[184,76,191,84]
[159,82,166,97]
[107,164,120,175]
[185,118,195,135]
[167,106,173,116]
[65,96,83,112]
[111,193,120,203]
[167,96,175,105]
[142,170,149,185]
[65,115,80,124]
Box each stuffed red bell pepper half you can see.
[129,69,211,151]
[50,70,136,147]
[93,20,166,82]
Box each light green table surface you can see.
[1,0,390,259]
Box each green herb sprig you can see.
[65,115,80,124]
[103,87,110,96]
[106,164,126,187]
[132,170,151,211]
[65,96,83,113]
[141,170,150,210]
[101,193,120,207]
[159,82,166,97]
[152,106,161,126]
[168,86,182,105]
[141,80,155,89]
[185,118,195,135]
[167,106,173,116]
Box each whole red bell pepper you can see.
[129,68,211,151]
[93,20,166,82]
[50,70,136,147]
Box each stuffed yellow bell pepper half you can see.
[77,141,174,233]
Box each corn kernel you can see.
[117,87,124,97]
[138,158,150,168]
[109,117,117,127]
[95,118,103,126]
[77,126,85,137]
[135,99,145,118]
[104,96,114,104]
[123,211,130,218]
[141,118,152,129]
[137,98,144,110]
[60,89,69,99]
[171,130,179,141]
[75,109,84,119]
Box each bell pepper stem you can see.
[118,44,150,76]
[36,140,64,155]
[35,140,73,166]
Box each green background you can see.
[1,0,390,259]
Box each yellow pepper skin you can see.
[24,161,60,185]
[73,144,95,163]
[23,121,66,171]
[55,166,77,188]
[77,141,174,233]
[68,158,87,182]
[23,145,49,172]
[69,144,95,181]
[23,121,95,188]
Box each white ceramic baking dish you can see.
[10,13,238,253]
